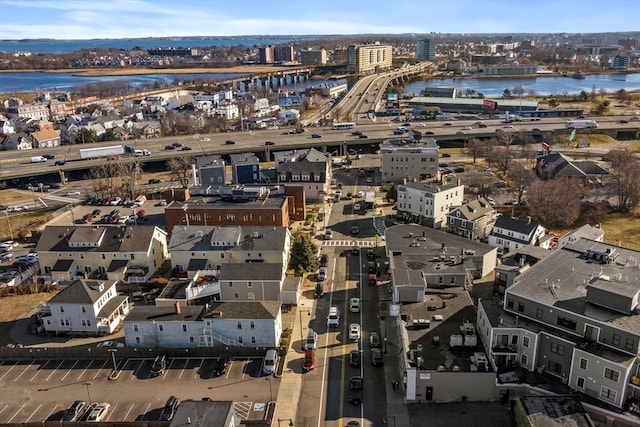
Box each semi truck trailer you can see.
[79,145,125,160]
[565,119,598,129]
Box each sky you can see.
[0,0,638,40]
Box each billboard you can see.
[482,99,497,110]
[387,93,398,101]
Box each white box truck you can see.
[31,156,47,163]
[134,149,151,157]
[565,119,598,129]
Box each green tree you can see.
[502,88,512,98]
[288,232,319,276]
[385,183,398,203]
[102,129,116,141]
[76,128,97,144]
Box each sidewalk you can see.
[381,314,412,427]
[274,295,314,424]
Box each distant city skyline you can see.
[1,0,639,41]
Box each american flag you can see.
[541,142,550,151]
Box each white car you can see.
[13,205,29,212]
[200,137,210,141]
[350,298,361,313]
[357,191,364,198]
[87,403,110,422]
[349,323,361,340]
[461,126,472,130]
[65,191,81,196]
[353,203,361,211]
[109,197,122,206]
[1,241,18,249]
[503,124,514,129]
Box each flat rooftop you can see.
[507,238,640,332]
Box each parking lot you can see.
[0,356,277,423]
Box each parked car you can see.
[305,329,318,350]
[320,254,329,267]
[165,145,176,150]
[213,355,229,377]
[86,403,110,422]
[302,349,315,371]
[65,191,81,196]
[159,396,180,421]
[369,332,381,348]
[91,209,101,216]
[61,400,86,422]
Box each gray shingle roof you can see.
[169,226,288,253]
[219,263,283,280]
[493,215,540,237]
[36,225,161,254]
[201,300,281,320]
[48,279,113,304]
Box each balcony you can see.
[492,345,518,354]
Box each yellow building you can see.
[347,42,393,75]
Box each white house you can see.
[123,301,282,348]
[397,180,464,228]
[279,108,300,124]
[38,279,129,336]
[216,103,239,120]
[488,215,547,253]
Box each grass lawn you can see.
[0,292,56,322]
[600,212,640,251]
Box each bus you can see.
[331,122,356,130]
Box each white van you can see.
[263,349,278,375]
[327,306,340,328]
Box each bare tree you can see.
[466,138,487,163]
[486,145,512,176]
[167,157,195,188]
[508,162,534,205]
[527,178,582,228]
[116,160,143,200]
[608,149,640,212]
[465,170,495,199]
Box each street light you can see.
[278,419,294,427]
[108,349,119,379]
[82,382,92,405]
[4,210,13,240]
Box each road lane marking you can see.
[60,360,79,381]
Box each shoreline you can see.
[0,65,311,77]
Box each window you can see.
[250,321,255,329]
[507,299,514,309]
[59,305,64,313]
[604,368,620,382]
[248,292,255,300]
[247,282,253,288]
[547,360,562,374]
[133,324,139,332]
[550,342,565,356]
[517,302,524,313]
[523,336,530,348]
[234,293,239,299]
[81,319,91,327]
[625,338,635,351]
[580,358,588,369]
[60,319,70,326]
[577,377,585,389]
[600,386,617,401]
[158,324,164,332]
[520,354,528,365]
[190,336,195,343]
[237,321,242,329]
[135,336,141,345]
[557,315,577,331]
[81,306,86,313]
[612,334,621,346]
[182,324,188,332]
[238,336,243,344]
[251,336,256,344]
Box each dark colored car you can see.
[265,141,275,146]
[172,142,183,148]
[425,131,435,135]
[42,154,55,159]
[213,355,229,377]
[320,254,329,267]
[225,140,235,145]
[352,131,362,136]
[149,178,161,184]
[311,134,322,138]
[92,209,102,217]
[349,376,364,404]
[349,350,361,367]
[359,134,369,139]
[54,160,66,166]
[159,396,180,421]
[165,145,176,150]
[314,283,324,299]
[454,167,465,173]
[61,400,86,422]
[181,146,192,151]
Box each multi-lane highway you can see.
[2,115,637,181]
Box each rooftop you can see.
[169,225,288,253]
[166,192,287,210]
[507,238,640,332]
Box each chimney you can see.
[527,216,532,224]
[174,301,181,314]
[457,178,461,186]
[191,164,198,187]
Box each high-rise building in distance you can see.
[416,38,436,60]
[347,42,392,75]
[300,49,327,66]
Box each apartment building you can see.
[416,38,436,60]
[300,48,327,66]
[380,138,439,183]
[397,180,464,229]
[274,148,330,201]
[488,215,547,252]
[446,198,497,240]
[36,225,168,284]
[477,238,640,409]
[347,42,392,75]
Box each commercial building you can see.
[408,96,538,114]
[273,45,294,63]
[397,180,464,229]
[611,55,630,70]
[347,42,392,75]
[300,48,327,66]
[380,138,439,183]
[477,238,640,410]
[416,38,436,60]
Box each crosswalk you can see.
[322,240,377,247]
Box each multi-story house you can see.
[6,103,50,121]
[380,138,439,182]
[36,225,168,284]
[347,42,393,75]
[397,180,464,229]
[446,198,497,240]
[275,148,330,201]
[477,238,640,410]
[168,226,291,277]
[38,279,129,336]
[30,129,61,148]
[197,155,226,187]
[215,103,239,120]
[230,153,260,184]
[488,215,547,253]
[123,301,282,348]
[385,224,497,303]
